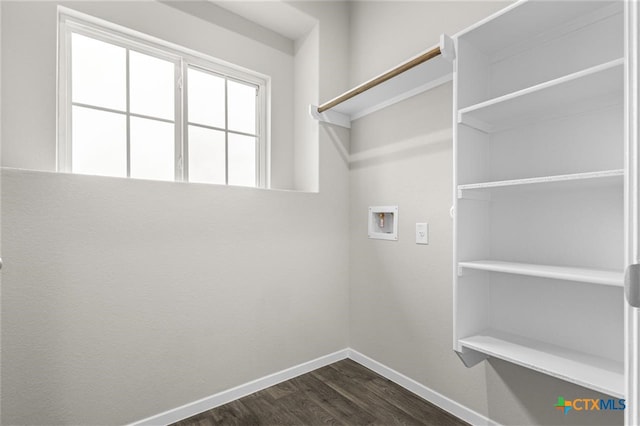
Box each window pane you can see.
[72,106,126,177]
[228,133,256,187]
[188,68,225,128]
[227,80,256,134]
[188,126,225,184]
[130,51,175,120]
[72,33,126,110]
[130,117,175,181]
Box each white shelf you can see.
[457,1,621,57]
[328,54,451,122]
[458,59,624,133]
[457,260,623,287]
[459,330,624,398]
[457,169,623,199]
[310,36,454,128]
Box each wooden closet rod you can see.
[317,45,442,113]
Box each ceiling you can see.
[211,1,317,41]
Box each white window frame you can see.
[57,6,270,187]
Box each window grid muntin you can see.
[68,28,178,178]
[125,48,131,177]
[59,9,267,187]
[185,64,258,186]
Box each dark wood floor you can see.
[173,359,468,426]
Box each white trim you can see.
[347,349,500,426]
[56,6,270,188]
[453,0,525,39]
[130,348,498,426]
[57,17,72,173]
[129,349,349,426]
[57,6,268,85]
[625,0,640,424]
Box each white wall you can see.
[1,1,350,424]
[293,26,319,192]
[0,0,296,189]
[347,2,624,425]
[2,169,350,425]
[291,0,350,194]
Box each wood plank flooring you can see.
[172,359,468,426]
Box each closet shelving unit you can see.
[453,0,626,398]
[310,35,455,128]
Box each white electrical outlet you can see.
[416,223,428,245]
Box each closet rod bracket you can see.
[440,33,455,62]
[308,105,351,128]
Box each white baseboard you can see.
[348,349,499,426]
[131,348,498,426]
[130,349,349,426]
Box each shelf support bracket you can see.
[308,105,351,129]
[458,112,493,134]
[455,348,487,368]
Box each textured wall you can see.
[1,1,350,424]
